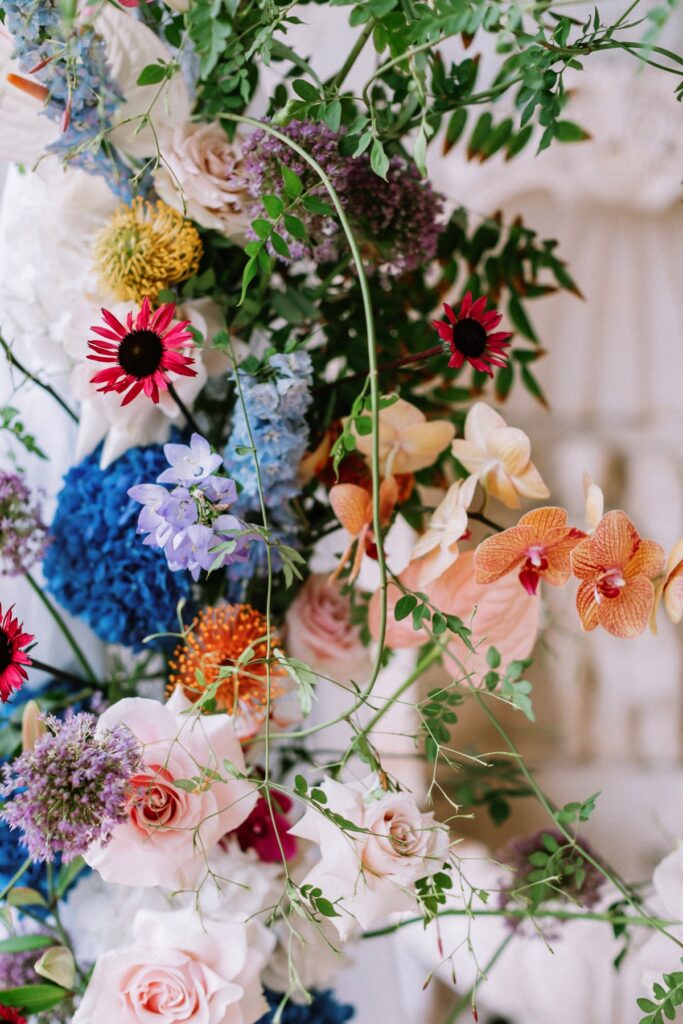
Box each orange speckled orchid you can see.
[474,506,586,596]
[571,510,664,638]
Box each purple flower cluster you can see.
[243,120,444,276]
[0,472,47,577]
[243,120,348,263]
[128,433,250,582]
[0,714,142,863]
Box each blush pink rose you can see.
[73,906,272,1024]
[290,776,449,939]
[285,574,371,681]
[368,549,540,678]
[84,688,257,889]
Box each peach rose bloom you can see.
[155,122,251,241]
[84,688,257,889]
[285,574,371,681]
[369,549,540,678]
[290,776,449,940]
[73,906,272,1024]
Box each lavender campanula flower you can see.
[129,434,249,582]
[0,714,142,863]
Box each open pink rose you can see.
[73,906,272,1024]
[84,688,257,889]
[368,549,540,678]
[290,776,449,939]
[285,574,371,681]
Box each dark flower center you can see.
[452,317,487,358]
[117,329,164,380]
[0,629,12,674]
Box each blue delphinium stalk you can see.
[258,989,355,1024]
[43,441,193,652]
[3,1,133,198]
[225,351,314,517]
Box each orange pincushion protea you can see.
[168,604,285,740]
[571,510,664,638]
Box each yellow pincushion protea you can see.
[93,197,203,304]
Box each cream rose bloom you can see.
[285,574,371,682]
[84,688,257,889]
[155,122,252,242]
[289,776,450,940]
[73,906,272,1024]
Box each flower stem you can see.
[444,933,514,1024]
[25,573,98,685]
[329,18,375,90]
[167,382,202,436]
[0,856,32,901]
[0,335,78,423]
[29,657,93,689]
[313,344,445,394]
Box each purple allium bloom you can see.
[343,154,444,277]
[243,120,349,263]
[0,472,47,577]
[242,119,445,277]
[129,434,249,582]
[0,714,142,863]
[496,828,605,932]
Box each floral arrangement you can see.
[0,2,682,1022]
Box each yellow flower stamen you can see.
[93,197,203,304]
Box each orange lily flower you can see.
[571,510,664,638]
[474,506,586,595]
[329,477,398,583]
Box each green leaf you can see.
[262,194,284,218]
[238,257,258,306]
[394,594,417,621]
[282,165,303,199]
[136,62,168,86]
[7,887,48,909]
[292,78,320,102]
[486,646,501,669]
[55,856,86,898]
[0,984,68,1011]
[283,214,307,240]
[314,897,340,918]
[251,218,271,240]
[294,774,308,795]
[555,120,590,143]
[0,936,55,955]
[508,292,539,344]
[445,109,467,151]
[35,947,75,990]
[370,138,390,180]
[274,651,317,715]
[302,195,335,217]
[324,99,342,132]
[270,231,291,259]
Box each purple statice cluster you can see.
[242,120,444,276]
[0,713,142,863]
[0,471,47,576]
[496,828,605,932]
[3,1,132,198]
[129,433,250,582]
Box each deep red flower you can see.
[431,292,512,376]
[235,794,297,863]
[0,1006,27,1023]
[0,604,33,702]
[87,297,196,406]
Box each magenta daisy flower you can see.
[0,605,33,703]
[432,292,512,376]
[87,297,197,406]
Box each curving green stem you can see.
[26,573,98,685]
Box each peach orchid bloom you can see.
[571,510,664,638]
[329,477,398,583]
[368,550,540,680]
[583,473,604,532]
[409,475,478,587]
[450,402,549,510]
[348,397,455,476]
[650,540,683,633]
[475,506,586,596]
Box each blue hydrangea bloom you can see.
[43,442,193,652]
[224,351,313,519]
[258,990,355,1024]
